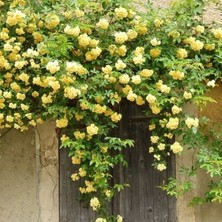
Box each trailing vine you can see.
[0,0,222,221]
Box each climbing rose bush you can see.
[0,0,222,220]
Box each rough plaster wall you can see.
[35,122,59,222]
[0,128,37,222]
[199,4,222,222]
[151,0,171,7]
[203,2,222,24]
[176,104,198,222]
[198,85,222,222]
[0,122,59,222]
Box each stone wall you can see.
[0,122,59,222]
[197,85,222,222]
[0,128,37,222]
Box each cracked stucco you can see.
[35,122,59,222]
[0,122,59,222]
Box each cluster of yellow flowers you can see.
[90,197,101,211]
[1,0,221,220]
[95,218,107,222]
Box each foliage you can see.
[161,121,222,205]
[0,0,222,220]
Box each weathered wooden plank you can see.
[59,148,96,222]
[59,147,68,221]
[167,154,177,222]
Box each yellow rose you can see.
[212,28,222,39]
[176,48,188,59]
[45,14,60,30]
[122,85,132,95]
[71,173,80,181]
[150,104,161,114]
[166,117,179,130]
[95,218,106,222]
[169,70,184,80]
[136,96,145,105]
[93,104,106,114]
[171,105,182,114]
[190,40,204,51]
[170,142,183,154]
[157,163,166,171]
[75,9,85,18]
[78,33,91,48]
[154,18,163,28]
[139,69,154,78]
[6,115,14,123]
[16,93,26,100]
[117,215,123,222]
[111,112,122,122]
[10,82,21,91]
[134,47,144,56]
[6,10,25,26]
[32,91,39,97]
[127,29,138,41]
[119,74,130,84]
[72,156,81,164]
[114,32,128,44]
[87,123,99,136]
[195,25,205,34]
[3,91,12,99]
[102,65,112,74]
[116,45,127,57]
[136,25,148,35]
[115,7,128,19]
[64,87,81,99]
[150,37,161,46]
[56,118,68,128]
[46,60,60,74]
[79,168,87,177]
[89,39,99,48]
[168,30,180,38]
[150,48,161,58]
[108,44,117,55]
[21,104,29,111]
[96,18,109,29]
[146,94,156,104]
[160,84,170,93]
[133,54,145,64]
[131,75,141,85]
[41,94,53,105]
[64,25,80,36]
[204,44,215,51]
[126,91,137,102]
[150,136,159,143]
[158,143,166,151]
[90,197,100,211]
[115,59,126,70]
[9,103,17,109]
[185,117,199,128]
[183,91,192,99]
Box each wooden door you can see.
[112,101,176,222]
[59,101,176,222]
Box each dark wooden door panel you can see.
[60,149,96,222]
[112,101,176,222]
[60,101,176,222]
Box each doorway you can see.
[59,101,176,222]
